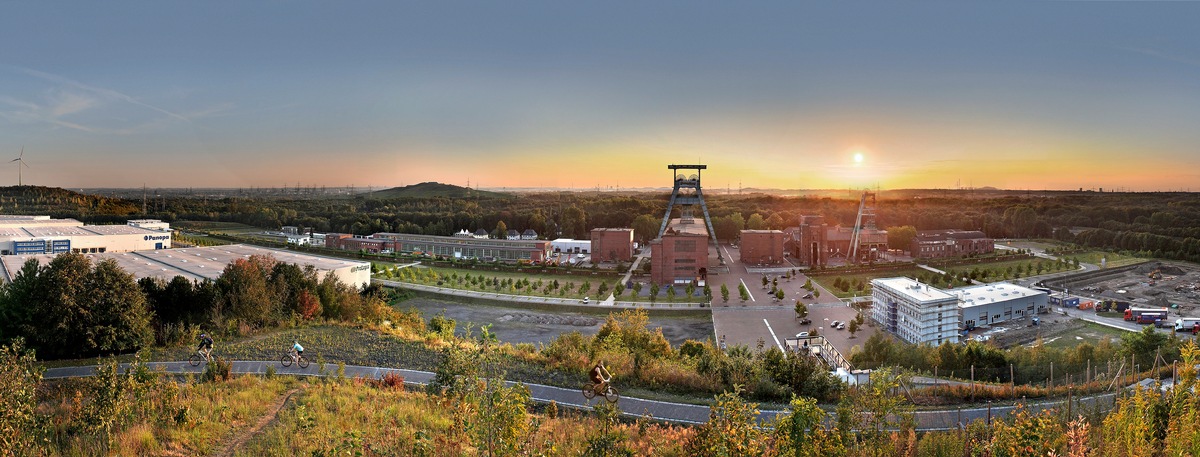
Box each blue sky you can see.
[2,2,1198,190]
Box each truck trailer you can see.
[1176,318,1200,333]
[1125,307,1169,322]
[1137,312,1168,325]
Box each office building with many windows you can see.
[871,277,962,345]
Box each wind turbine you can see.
[11,147,29,186]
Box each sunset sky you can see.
[2,2,1199,191]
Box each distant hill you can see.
[0,185,140,219]
[370,182,510,199]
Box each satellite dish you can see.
[676,174,687,180]
[689,174,698,180]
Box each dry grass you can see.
[161,376,297,455]
[235,378,693,456]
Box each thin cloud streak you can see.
[1119,46,1200,69]
[16,66,193,123]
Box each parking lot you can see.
[708,243,879,360]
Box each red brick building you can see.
[739,229,785,265]
[650,219,709,286]
[825,225,888,262]
[590,228,634,263]
[785,215,888,265]
[912,230,993,259]
[786,215,829,267]
[324,234,392,253]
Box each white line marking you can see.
[763,318,785,351]
[739,278,756,302]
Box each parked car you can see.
[582,297,589,304]
[836,322,847,330]
[803,293,814,299]
[799,318,812,325]
[796,332,809,338]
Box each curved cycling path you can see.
[44,360,1133,430]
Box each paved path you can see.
[373,279,709,311]
[44,360,1133,430]
[620,251,649,286]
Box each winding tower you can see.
[658,164,724,265]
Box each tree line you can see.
[13,184,1200,264]
[0,252,384,359]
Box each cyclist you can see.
[197,333,214,361]
[290,340,305,362]
[589,360,612,395]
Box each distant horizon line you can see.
[50,184,1194,195]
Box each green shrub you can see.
[202,357,233,383]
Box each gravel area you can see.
[401,297,715,346]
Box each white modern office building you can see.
[871,277,962,345]
[0,216,171,255]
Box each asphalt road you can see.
[44,360,1131,430]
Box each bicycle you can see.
[189,349,214,366]
[582,382,619,402]
[280,350,310,368]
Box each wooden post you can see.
[1050,361,1054,390]
[935,366,938,387]
[971,365,976,402]
[1010,363,1015,396]
[1087,359,1091,384]
[1068,387,1073,419]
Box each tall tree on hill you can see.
[270,262,319,316]
[216,255,278,328]
[0,259,40,343]
[84,259,153,354]
[26,253,92,358]
[3,254,151,358]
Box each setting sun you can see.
[853,152,864,164]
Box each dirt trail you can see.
[218,387,302,457]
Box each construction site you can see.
[1045,261,1200,316]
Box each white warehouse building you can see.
[550,238,591,254]
[871,277,962,345]
[0,244,371,289]
[871,277,1049,345]
[0,216,171,255]
[952,283,1048,329]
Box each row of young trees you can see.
[0,252,377,360]
[851,325,1178,386]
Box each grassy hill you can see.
[0,185,140,219]
[370,182,510,199]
